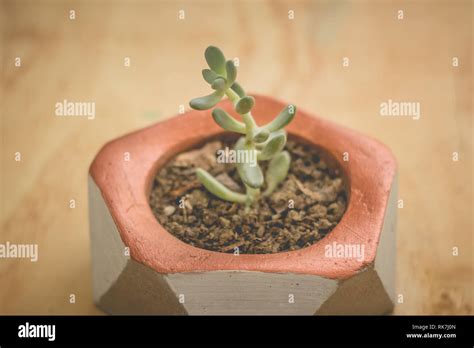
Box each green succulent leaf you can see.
[256,129,285,149]
[234,136,246,150]
[205,46,226,76]
[231,82,245,97]
[196,168,247,204]
[235,96,255,115]
[253,128,270,143]
[263,104,297,132]
[234,137,263,189]
[237,161,264,189]
[202,69,219,84]
[257,132,287,161]
[211,77,227,91]
[225,60,237,87]
[189,90,224,110]
[264,151,291,196]
[212,108,246,134]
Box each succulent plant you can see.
[190,46,297,206]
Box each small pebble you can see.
[219,217,231,227]
[163,205,176,216]
[257,226,265,237]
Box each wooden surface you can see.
[1,0,472,315]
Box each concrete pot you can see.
[88,95,397,315]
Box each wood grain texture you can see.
[1,0,472,314]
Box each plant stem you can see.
[225,88,260,206]
[246,185,260,204]
[225,89,257,142]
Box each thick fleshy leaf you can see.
[225,60,237,87]
[202,69,219,84]
[256,129,285,149]
[212,108,246,134]
[253,128,270,143]
[235,96,255,114]
[234,137,263,189]
[257,132,287,161]
[196,168,247,204]
[205,46,226,76]
[231,82,245,97]
[211,78,226,91]
[263,104,297,132]
[234,136,246,150]
[189,90,224,110]
[264,151,291,195]
[237,161,264,189]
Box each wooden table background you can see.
[1,0,472,315]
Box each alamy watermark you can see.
[55,99,95,120]
[380,99,420,120]
[324,242,365,262]
[0,241,38,262]
[216,146,257,167]
[18,322,55,341]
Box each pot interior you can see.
[147,131,350,254]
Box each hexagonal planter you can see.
[88,94,397,315]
